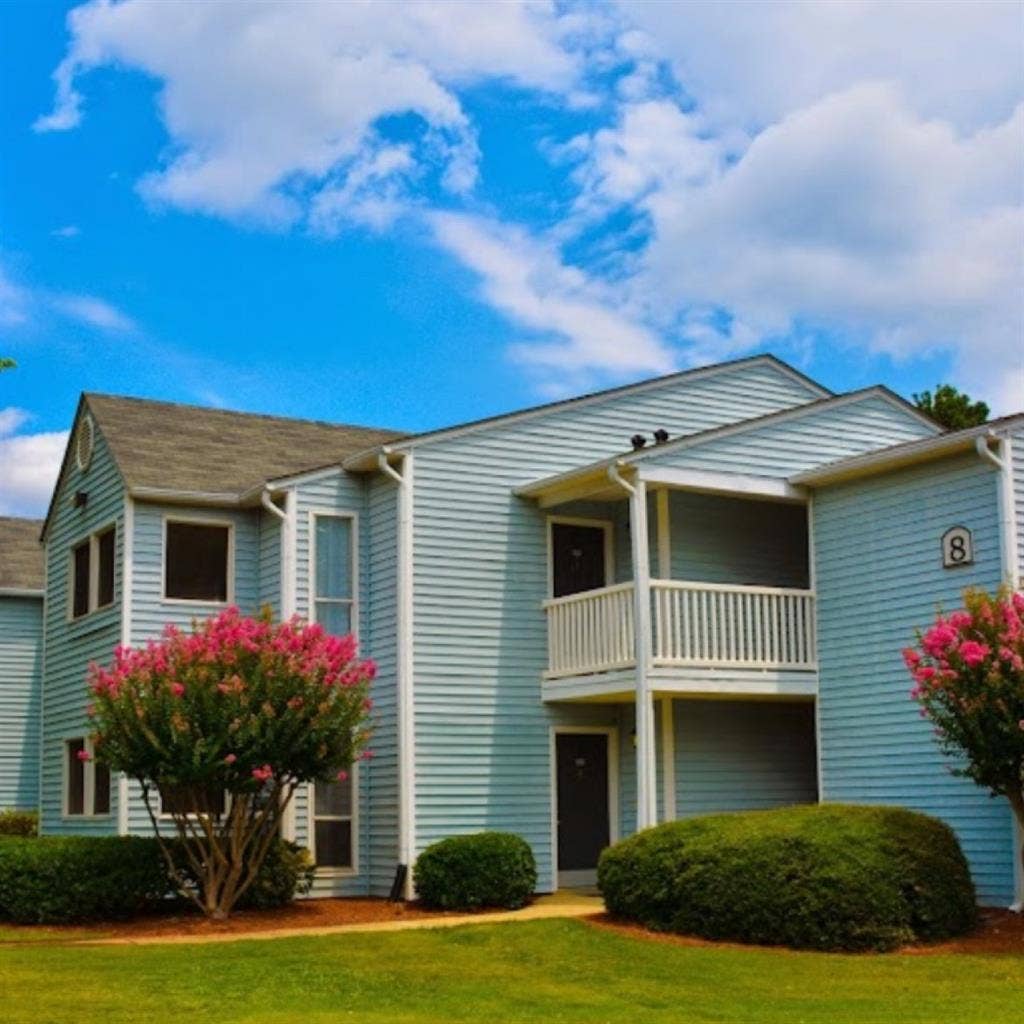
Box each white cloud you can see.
[430,210,674,392]
[0,267,30,327]
[51,225,81,238]
[0,408,67,517]
[570,83,1024,410]
[618,0,1023,133]
[37,0,582,225]
[52,293,136,332]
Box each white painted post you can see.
[630,479,657,830]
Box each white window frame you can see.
[307,764,359,877]
[67,522,117,621]
[546,515,615,599]
[308,509,359,638]
[161,514,236,606]
[62,736,112,819]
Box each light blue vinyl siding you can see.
[1011,427,1024,583]
[291,470,380,896]
[409,360,825,887]
[0,595,42,809]
[641,394,937,477]
[40,417,125,835]
[814,451,1015,905]
[257,509,282,616]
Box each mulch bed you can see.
[587,907,1024,956]
[7,898,493,942]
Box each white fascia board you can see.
[636,466,806,503]
[129,486,247,507]
[343,355,831,471]
[793,417,1024,486]
[0,587,44,598]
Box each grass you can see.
[0,919,1020,1023]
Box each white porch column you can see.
[629,477,658,830]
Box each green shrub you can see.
[0,836,170,924]
[171,838,316,911]
[414,832,537,910]
[598,804,977,952]
[0,810,38,837]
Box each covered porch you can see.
[519,454,819,836]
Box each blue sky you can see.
[2,1,1022,515]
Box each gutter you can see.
[377,447,417,899]
[0,587,44,598]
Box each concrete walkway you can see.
[83,893,605,947]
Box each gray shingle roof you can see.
[0,517,45,591]
[84,393,402,497]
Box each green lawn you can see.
[0,919,1019,1023]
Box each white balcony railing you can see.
[543,579,817,679]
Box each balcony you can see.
[543,579,817,698]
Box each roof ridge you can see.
[84,392,400,435]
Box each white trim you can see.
[793,418,1024,486]
[307,764,360,877]
[344,356,831,470]
[550,725,620,890]
[546,515,615,599]
[660,697,675,822]
[38,536,48,834]
[161,514,235,606]
[62,736,111,819]
[638,466,805,503]
[130,486,248,506]
[378,451,417,899]
[656,489,671,579]
[807,496,824,807]
[282,490,297,618]
[66,521,117,622]
[515,387,936,501]
[0,587,44,598]
[118,495,134,835]
[307,508,359,639]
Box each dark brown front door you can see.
[556,732,611,874]
[551,522,607,598]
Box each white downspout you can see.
[378,448,417,899]
[974,433,1023,912]
[117,494,135,835]
[608,461,657,831]
[261,488,298,842]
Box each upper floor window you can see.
[64,737,110,817]
[70,525,116,619]
[164,519,232,603]
[312,513,356,636]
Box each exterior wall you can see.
[814,451,1016,905]
[40,423,125,835]
[257,508,282,616]
[615,699,817,839]
[1011,428,1024,583]
[409,359,825,889]
[642,394,936,477]
[0,595,42,810]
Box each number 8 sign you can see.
[941,526,974,568]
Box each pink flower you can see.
[957,640,990,667]
[169,682,186,697]
[251,764,273,782]
[76,749,92,762]
[336,770,348,783]
[922,623,957,657]
[914,666,936,683]
[902,648,921,669]
[224,753,237,765]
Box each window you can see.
[164,520,231,602]
[69,525,116,619]
[159,783,226,817]
[311,772,355,870]
[312,514,356,636]
[64,738,111,817]
[75,414,94,472]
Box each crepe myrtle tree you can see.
[87,607,374,919]
[904,587,1024,909]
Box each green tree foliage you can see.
[913,384,989,430]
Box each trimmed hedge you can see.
[0,836,169,924]
[414,832,537,910]
[598,804,977,952]
[0,809,38,837]
[0,835,315,923]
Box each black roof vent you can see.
[630,434,647,450]
[653,428,670,444]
